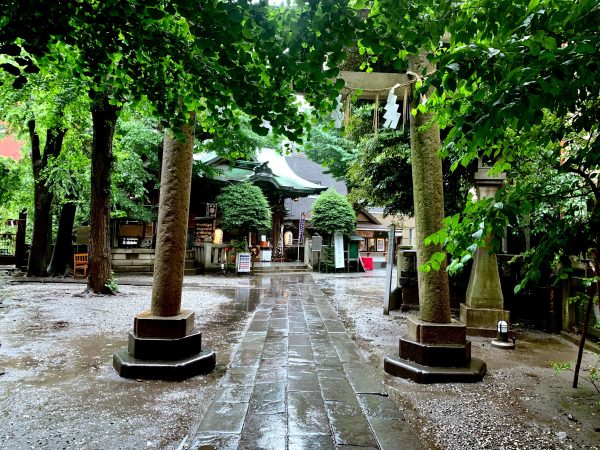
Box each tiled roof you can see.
[0,123,23,160]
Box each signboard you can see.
[298,212,306,243]
[206,203,217,217]
[237,253,251,273]
[76,226,90,245]
[195,220,214,245]
[312,235,323,252]
[334,232,345,269]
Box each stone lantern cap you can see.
[474,159,506,186]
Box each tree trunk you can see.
[88,91,119,293]
[14,209,27,270]
[409,52,451,324]
[27,121,66,277]
[47,201,77,276]
[151,121,195,316]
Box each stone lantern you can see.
[459,160,510,335]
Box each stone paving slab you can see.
[239,413,287,450]
[344,362,388,394]
[196,402,249,434]
[190,274,421,450]
[189,432,240,450]
[325,400,379,447]
[288,365,319,392]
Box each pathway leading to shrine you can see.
[190,274,423,450]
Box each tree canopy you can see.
[311,188,356,236]
[217,182,272,234]
[1,0,360,290]
[358,0,599,290]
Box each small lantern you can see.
[284,231,293,247]
[213,228,223,244]
[497,320,509,341]
[491,320,515,349]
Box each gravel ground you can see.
[1,270,599,449]
[0,273,257,450]
[313,272,600,450]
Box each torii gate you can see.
[336,71,412,131]
[339,68,486,383]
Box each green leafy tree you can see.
[217,183,272,238]
[301,123,356,181]
[311,188,356,237]
[347,126,475,217]
[360,0,600,285]
[0,157,28,216]
[0,67,88,276]
[111,109,162,222]
[2,0,359,293]
[360,0,598,292]
[362,0,599,378]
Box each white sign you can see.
[334,232,345,269]
[237,253,251,273]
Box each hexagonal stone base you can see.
[399,338,471,367]
[134,309,195,338]
[127,328,202,360]
[113,348,216,380]
[384,353,486,383]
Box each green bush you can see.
[217,182,271,234]
[311,188,355,237]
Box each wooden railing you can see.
[195,243,228,271]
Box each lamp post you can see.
[491,320,515,349]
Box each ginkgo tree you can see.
[1,0,358,293]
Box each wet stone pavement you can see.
[190,274,422,450]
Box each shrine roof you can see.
[194,148,326,197]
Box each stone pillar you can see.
[460,161,510,336]
[384,54,485,382]
[397,248,419,310]
[113,122,215,380]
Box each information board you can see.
[334,232,345,269]
[237,252,251,273]
[312,235,323,252]
[195,220,214,244]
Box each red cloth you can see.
[360,256,373,271]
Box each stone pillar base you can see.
[384,354,486,383]
[384,317,486,383]
[400,286,419,311]
[113,310,216,380]
[389,286,402,311]
[460,303,510,337]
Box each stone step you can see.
[113,265,153,273]
[113,266,199,275]
[252,266,310,274]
